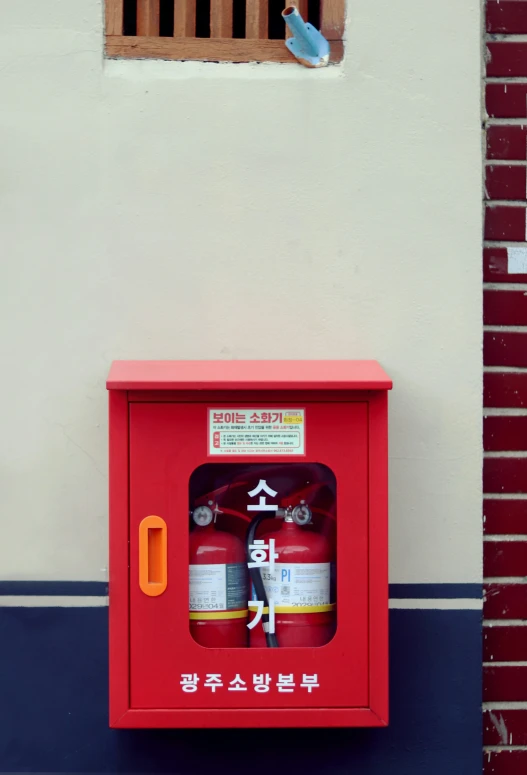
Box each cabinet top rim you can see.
[106,360,392,391]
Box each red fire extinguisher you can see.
[189,499,248,648]
[248,493,336,649]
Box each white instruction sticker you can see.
[208,409,305,456]
[190,564,226,611]
[189,563,246,611]
[258,563,330,607]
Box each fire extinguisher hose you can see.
[246,513,279,648]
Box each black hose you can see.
[246,513,279,648]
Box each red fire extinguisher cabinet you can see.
[107,360,392,729]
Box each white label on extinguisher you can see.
[258,563,331,607]
[189,563,246,611]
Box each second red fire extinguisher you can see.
[248,497,336,649]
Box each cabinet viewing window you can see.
[105,1,345,63]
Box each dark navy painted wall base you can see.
[0,607,481,774]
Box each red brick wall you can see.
[484,2,527,771]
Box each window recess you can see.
[105,1,345,63]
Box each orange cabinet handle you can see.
[139,515,167,596]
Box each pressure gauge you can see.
[292,503,312,526]
[192,505,214,527]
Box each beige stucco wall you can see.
[0,0,482,583]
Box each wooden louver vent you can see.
[106,1,345,63]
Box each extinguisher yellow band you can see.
[248,603,336,614]
[189,609,249,621]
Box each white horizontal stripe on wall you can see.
[0,596,108,607]
[0,597,481,609]
[389,599,482,610]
